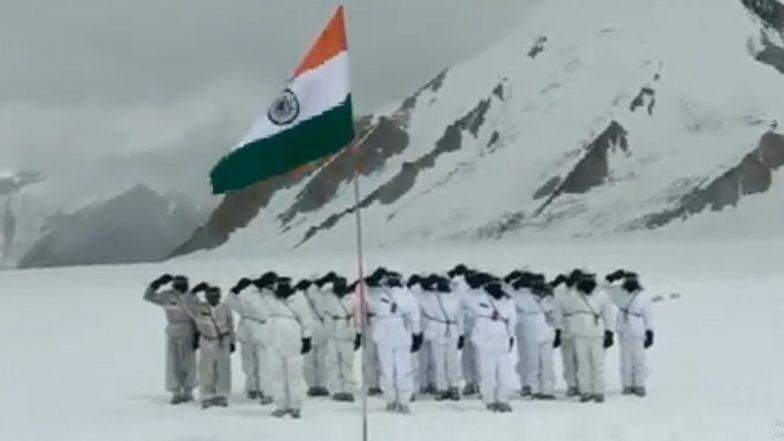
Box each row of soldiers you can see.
[144,265,654,417]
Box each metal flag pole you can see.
[353,172,369,441]
[349,131,373,441]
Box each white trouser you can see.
[478,349,516,404]
[527,340,555,395]
[304,338,329,389]
[516,331,536,388]
[198,338,232,401]
[378,345,414,404]
[620,336,647,388]
[560,337,578,389]
[268,348,306,411]
[327,339,357,394]
[364,340,380,389]
[430,340,462,390]
[574,337,605,395]
[462,339,480,385]
[165,335,197,393]
[240,339,264,393]
[418,341,435,389]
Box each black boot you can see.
[434,391,450,401]
[448,387,461,401]
[368,387,383,397]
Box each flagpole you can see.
[349,133,371,441]
[353,173,369,441]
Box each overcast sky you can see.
[0,0,538,174]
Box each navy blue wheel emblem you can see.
[267,88,300,126]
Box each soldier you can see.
[605,270,654,397]
[143,274,198,405]
[299,278,330,397]
[179,283,236,409]
[555,273,615,403]
[265,277,316,418]
[366,270,422,413]
[467,277,517,413]
[320,276,361,402]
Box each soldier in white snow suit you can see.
[299,278,330,397]
[320,276,361,402]
[551,270,582,396]
[420,275,464,400]
[510,273,536,397]
[554,274,615,403]
[366,270,422,413]
[261,277,316,418]
[179,283,236,409]
[605,270,654,397]
[409,274,436,396]
[455,268,482,396]
[468,276,518,413]
[511,275,556,399]
[143,274,198,404]
[225,272,279,405]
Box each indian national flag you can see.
[210,6,355,194]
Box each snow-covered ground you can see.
[2,239,783,441]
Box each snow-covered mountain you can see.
[0,119,238,268]
[175,0,784,259]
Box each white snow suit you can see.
[457,282,481,389]
[143,287,197,395]
[555,288,615,396]
[553,285,578,390]
[265,292,316,412]
[412,286,436,392]
[421,290,464,392]
[320,289,359,395]
[303,285,329,391]
[512,289,556,395]
[468,293,518,405]
[179,295,235,403]
[367,285,422,406]
[225,288,271,396]
[607,285,654,389]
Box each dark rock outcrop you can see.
[536,121,629,215]
[640,131,784,228]
[528,36,548,58]
[742,0,784,29]
[630,87,656,115]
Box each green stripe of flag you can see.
[210,97,355,194]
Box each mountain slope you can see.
[205,0,784,259]
[181,0,784,259]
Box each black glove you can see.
[151,274,173,288]
[605,269,626,283]
[603,330,614,349]
[553,329,562,349]
[354,334,362,351]
[301,337,312,354]
[192,332,201,351]
[457,335,465,350]
[411,333,424,353]
[230,342,236,353]
[231,278,253,294]
[551,274,568,288]
[192,282,210,294]
[509,337,515,352]
[644,330,654,349]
